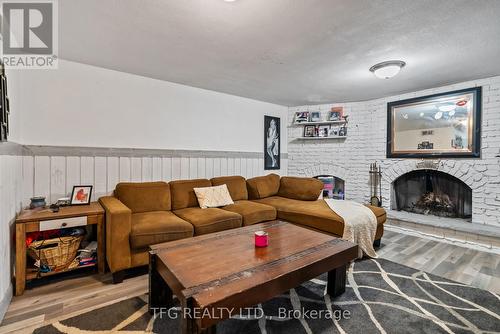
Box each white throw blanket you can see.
[324,199,378,259]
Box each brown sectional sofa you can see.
[99,174,386,282]
[212,176,277,226]
[169,179,243,235]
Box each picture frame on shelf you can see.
[304,125,316,137]
[318,125,329,137]
[328,107,343,121]
[328,127,340,137]
[339,126,347,136]
[294,111,310,123]
[309,111,321,122]
[70,185,93,205]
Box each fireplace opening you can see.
[315,175,345,199]
[392,170,472,219]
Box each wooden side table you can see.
[15,202,105,296]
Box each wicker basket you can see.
[28,236,83,271]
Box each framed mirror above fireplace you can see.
[387,87,482,158]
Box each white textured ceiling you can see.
[59,0,500,106]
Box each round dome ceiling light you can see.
[369,60,406,79]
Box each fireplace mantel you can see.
[415,160,441,170]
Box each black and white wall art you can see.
[264,116,280,170]
[0,61,10,142]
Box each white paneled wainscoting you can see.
[0,143,287,322]
[21,145,288,206]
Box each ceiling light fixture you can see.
[369,60,406,79]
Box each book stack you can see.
[77,241,97,266]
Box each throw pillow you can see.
[193,184,234,209]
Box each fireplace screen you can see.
[392,170,472,219]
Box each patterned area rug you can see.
[34,258,500,333]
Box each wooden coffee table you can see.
[149,220,358,334]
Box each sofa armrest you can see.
[99,196,132,273]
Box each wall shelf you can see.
[296,136,347,140]
[292,111,349,140]
[291,120,347,126]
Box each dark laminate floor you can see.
[0,230,498,333]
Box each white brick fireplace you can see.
[288,76,500,228]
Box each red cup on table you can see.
[254,231,268,247]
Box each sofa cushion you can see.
[115,182,171,213]
[170,179,212,210]
[194,184,234,208]
[173,207,242,235]
[246,173,280,199]
[222,200,277,226]
[211,176,248,201]
[130,211,193,249]
[278,176,324,201]
[254,196,346,235]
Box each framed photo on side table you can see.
[70,185,93,205]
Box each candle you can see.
[254,231,268,247]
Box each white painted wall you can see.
[12,58,289,207]
[288,76,500,227]
[15,60,288,153]
[0,68,24,322]
[0,156,22,322]
[1,59,288,322]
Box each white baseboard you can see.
[0,284,13,324]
